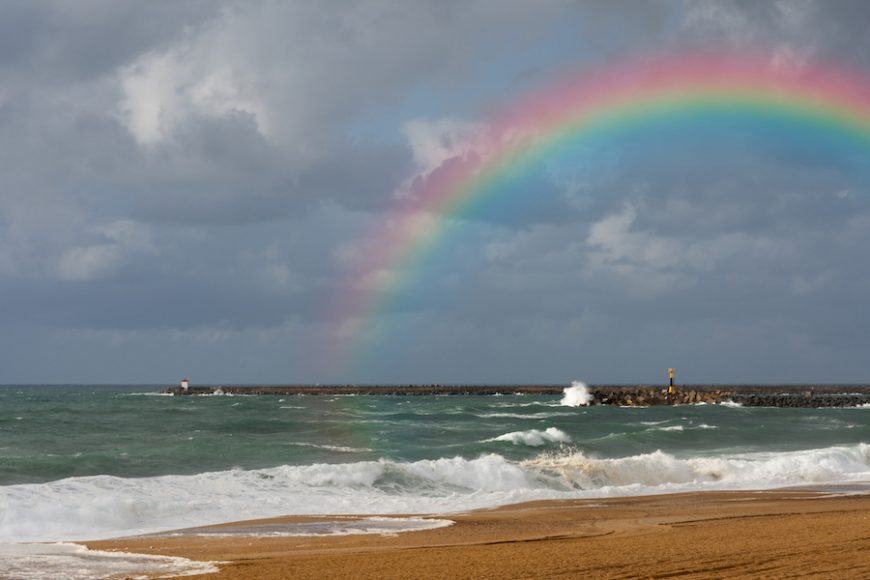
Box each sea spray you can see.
[561,381,593,407]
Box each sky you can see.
[1,0,870,384]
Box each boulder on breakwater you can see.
[591,387,727,406]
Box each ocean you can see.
[1,384,869,578]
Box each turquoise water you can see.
[2,385,868,484]
[1,385,868,544]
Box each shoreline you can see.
[86,488,870,579]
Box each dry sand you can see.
[87,490,870,579]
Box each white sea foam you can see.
[0,456,549,543]
[0,542,219,580]
[485,427,572,446]
[526,444,870,491]
[2,444,868,546]
[475,412,576,419]
[182,516,453,538]
[649,423,718,432]
[491,401,554,408]
[560,381,593,407]
[719,400,744,408]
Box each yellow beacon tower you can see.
[667,368,675,396]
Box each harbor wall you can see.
[160,384,870,407]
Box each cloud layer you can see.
[1,0,869,383]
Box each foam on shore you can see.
[173,516,453,538]
[3,443,868,544]
[0,542,219,580]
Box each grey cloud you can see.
[680,0,870,66]
[1,1,870,382]
[0,0,223,85]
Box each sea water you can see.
[1,384,868,577]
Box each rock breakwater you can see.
[161,384,870,407]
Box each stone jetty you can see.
[161,383,870,407]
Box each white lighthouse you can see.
[180,378,190,392]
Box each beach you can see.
[86,489,870,579]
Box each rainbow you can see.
[326,53,870,376]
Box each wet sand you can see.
[87,490,870,579]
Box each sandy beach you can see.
[86,489,870,579]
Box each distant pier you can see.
[161,384,870,407]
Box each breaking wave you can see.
[2,444,868,543]
[485,427,572,446]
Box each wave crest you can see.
[523,444,870,489]
[485,427,572,446]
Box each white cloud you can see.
[587,204,681,270]
[682,0,755,42]
[682,0,819,71]
[120,48,268,145]
[402,118,486,174]
[582,203,795,294]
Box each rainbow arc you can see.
[325,53,870,377]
